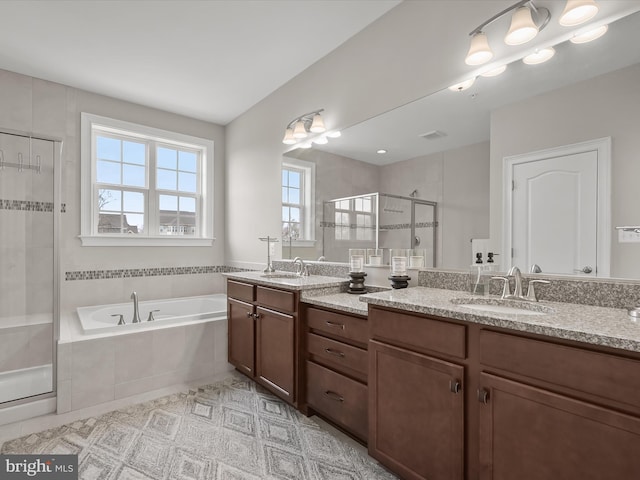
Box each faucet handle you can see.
[491,276,511,299]
[111,314,125,326]
[147,310,160,322]
[526,279,550,302]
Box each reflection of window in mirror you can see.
[281,158,315,245]
[333,196,375,241]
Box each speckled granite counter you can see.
[223,271,348,291]
[301,291,369,316]
[359,287,640,353]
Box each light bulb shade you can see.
[292,120,308,138]
[282,128,296,145]
[309,113,326,133]
[570,24,607,44]
[505,6,539,45]
[560,0,599,27]
[312,136,328,145]
[523,47,555,65]
[448,77,476,92]
[465,32,493,66]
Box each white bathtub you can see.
[76,294,227,333]
[0,364,53,404]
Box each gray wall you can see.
[0,68,226,313]
[489,63,640,279]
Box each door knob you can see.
[574,266,593,274]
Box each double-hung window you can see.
[81,113,214,246]
[281,158,315,245]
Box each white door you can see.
[504,138,611,277]
[512,152,597,275]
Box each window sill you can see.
[79,235,215,247]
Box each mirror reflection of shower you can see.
[322,192,437,265]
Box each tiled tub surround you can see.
[57,292,234,415]
[360,287,640,353]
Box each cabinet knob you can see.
[324,348,345,358]
[477,388,490,404]
[324,390,344,402]
[449,380,462,394]
[246,312,253,319]
[252,313,261,320]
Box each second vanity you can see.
[224,270,640,480]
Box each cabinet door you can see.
[478,373,640,480]
[369,340,464,480]
[227,298,255,376]
[256,306,295,402]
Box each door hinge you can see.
[512,180,515,191]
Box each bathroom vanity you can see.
[226,270,640,480]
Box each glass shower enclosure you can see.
[322,192,437,265]
[0,131,59,407]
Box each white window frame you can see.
[282,158,315,246]
[80,113,214,246]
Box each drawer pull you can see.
[324,390,344,402]
[477,388,490,404]
[324,348,345,358]
[325,321,345,329]
[246,312,253,319]
[252,313,261,320]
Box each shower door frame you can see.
[0,129,61,410]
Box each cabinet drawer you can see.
[306,361,368,440]
[307,308,368,347]
[480,330,640,411]
[307,333,368,382]
[369,307,466,359]
[256,286,296,313]
[227,280,255,303]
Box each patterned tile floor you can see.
[1,372,398,480]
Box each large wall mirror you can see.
[281,9,640,280]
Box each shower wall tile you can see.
[0,70,32,132]
[0,324,52,372]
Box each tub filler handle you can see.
[147,310,160,322]
[111,314,125,326]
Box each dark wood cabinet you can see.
[305,305,369,441]
[227,297,255,376]
[369,338,464,480]
[256,306,295,401]
[478,373,640,479]
[227,279,301,406]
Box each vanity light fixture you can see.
[570,24,608,44]
[559,0,599,27]
[377,149,388,154]
[448,77,476,92]
[465,0,551,66]
[283,109,334,146]
[522,47,555,65]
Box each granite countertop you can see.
[223,271,348,291]
[301,290,369,316]
[359,287,640,353]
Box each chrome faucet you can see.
[292,257,309,276]
[492,266,550,302]
[131,291,141,323]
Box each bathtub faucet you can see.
[131,291,141,323]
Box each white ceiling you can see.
[0,0,400,125]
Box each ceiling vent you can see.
[420,130,446,140]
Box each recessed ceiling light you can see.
[570,24,608,44]
[377,149,387,154]
[523,47,555,65]
[480,65,508,77]
[448,77,476,92]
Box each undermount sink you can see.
[260,273,301,279]
[450,298,555,316]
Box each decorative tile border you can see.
[64,265,246,281]
[0,199,66,213]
